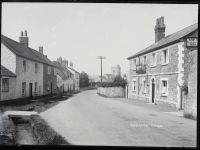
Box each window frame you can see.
[131,79,136,92]
[142,78,147,93]
[133,59,136,70]
[150,52,157,67]
[35,63,38,73]
[2,77,9,92]
[160,78,168,97]
[48,66,51,75]
[23,60,26,72]
[161,48,169,65]
[22,82,26,97]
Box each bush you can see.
[97,76,127,88]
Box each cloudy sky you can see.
[2,3,198,76]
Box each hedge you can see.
[97,81,127,88]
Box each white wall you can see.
[1,43,16,74]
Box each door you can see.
[50,82,53,95]
[29,83,32,98]
[152,79,155,103]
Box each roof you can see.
[67,67,79,74]
[1,35,56,67]
[127,23,198,60]
[0,65,16,77]
[53,61,72,80]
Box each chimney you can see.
[62,59,68,68]
[19,30,29,48]
[70,62,73,68]
[57,57,63,64]
[39,46,43,54]
[154,16,166,42]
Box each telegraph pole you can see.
[97,56,106,83]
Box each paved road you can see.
[40,90,196,147]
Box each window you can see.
[161,49,169,65]
[23,60,26,72]
[143,56,147,65]
[2,78,9,92]
[47,81,50,91]
[151,53,156,67]
[160,79,168,96]
[133,59,136,70]
[143,79,147,93]
[48,66,51,75]
[132,79,136,92]
[35,63,38,73]
[22,82,26,96]
[34,82,37,96]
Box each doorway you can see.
[29,83,32,98]
[50,82,53,95]
[151,78,155,103]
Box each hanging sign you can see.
[186,37,198,47]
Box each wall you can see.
[43,64,57,95]
[0,76,16,100]
[128,42,182,107]
[184,49,197,119]
[97,87,125,97]
[1,43,16,74]
[15,56,44,99]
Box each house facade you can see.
[127,17,198,109]
[1,31,57,100]
[55,57,80,92]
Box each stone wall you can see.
[184,49,197,119]
[97,87,125,97]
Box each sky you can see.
[1,3,198,76]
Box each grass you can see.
[0,95,72,113]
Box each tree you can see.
[79,72,90,87]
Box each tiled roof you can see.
[53,61,72,80]
[0,65,16,77]
[68,67,79,74]
[127,23,198,60]
[1,35,56,67]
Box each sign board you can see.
[186,37,198,47]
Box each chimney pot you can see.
[25,30,27,36]
[19,30,29,48]
[154,17,166,42]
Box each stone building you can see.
[111,65,121,77]
[54,57,80,92]
[1,31,57,100]
[127,17,198,109]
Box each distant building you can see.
[127,17,198,109]
[111,65,121,77]
[54,57,80,92]
[1,31,57,100]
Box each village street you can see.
[40,90,196,147]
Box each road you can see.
[40,90,196,147]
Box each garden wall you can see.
[97,87,125,97]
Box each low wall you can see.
[97,87,125,97]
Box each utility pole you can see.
[97,56,106,83]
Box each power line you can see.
[97,56,106,83]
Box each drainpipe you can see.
[138,76,139,95]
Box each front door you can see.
[29,83,32,98]
[50,82,53,95]
[152,79,155,103]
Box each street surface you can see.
[40,90,196,147]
